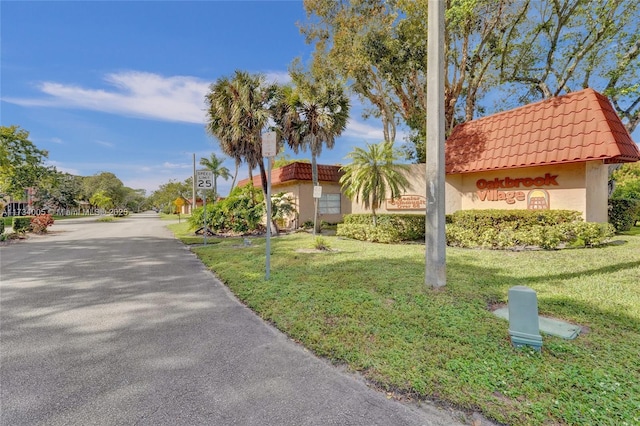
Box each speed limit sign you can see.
[196,170,214,189]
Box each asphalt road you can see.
[1,213,472,425]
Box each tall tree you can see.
[497,0,640,133]
[301,0,523,161]
[81,172,126,207]
[273,65,350,232]
[0,125,53,198]
[34,171,82,210]
[199,153,231,199]
[301,0,639,162]
[339,141,411,226]
[148,179,191,214]
[205,71,277,201]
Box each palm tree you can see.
[199,153,230,200]
[273,73,350,233]
[205,70,278,229]
[339,142,411,226]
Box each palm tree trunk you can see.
[230,160,240,192]
[311,153,321,234]
[248,166,255,205]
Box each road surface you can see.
[1,213,475,425]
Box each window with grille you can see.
[319,193,341,214]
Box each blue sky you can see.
[2,1,638,197]
[1,0,385,196]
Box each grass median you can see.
[169,222,639,425]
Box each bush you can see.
[30,214,54,234]
[608,198,640,232]
[0,221,4,234]
[189,184,265,234]
[313,236,331,251]
[12,216,33,233]
[446,220,614,250]
[338,214,425,243]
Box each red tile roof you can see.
[237,162,343,187]
[445,88,640,174]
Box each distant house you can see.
[237,162,351,228]
[350,88,640,222]
[180,197,203,215]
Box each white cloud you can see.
[162,161,191,169]
[342,117,410,143]
[5,71,211,124]
[50,137,63,144]
[263,71,291,85]
[95,140,115,148]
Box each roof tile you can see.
[237,162,343,187]
[446,88,640,173]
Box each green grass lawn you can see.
[169,223,640,425]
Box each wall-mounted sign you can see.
[386,195,426,210]
[475,174,558,207]
[476,173,558,189]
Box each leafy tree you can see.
[81,172,126,207]
[34,171,83,210]
[498,0,640,133]
[301,0,640,162]
[0,125,53,198]
[340,141,411,226]
[121,187,147,212]
[273,65,349,232]
[271,192,297,224]
[148,179,191,214]
[612,163,640,200]
[89,190,114,211]
[199,153,231,200]
[272,151,310,169]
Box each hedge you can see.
[339,210,614,249]
[0,220,4,234]
[338,214,425,243]
[608,198,640,232]
[12,216,33,233]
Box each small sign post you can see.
[313,185,322,236]
[196,170,214,245]
[263,132,277,280]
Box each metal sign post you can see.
[263,131,277,280]
[196,169,214,245]
[312,185,322,236]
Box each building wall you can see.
[585,160,609,222]
[272,181,351,228]
[347,161,611,222]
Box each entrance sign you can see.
[196,170,213,189]
[386,195,426,210]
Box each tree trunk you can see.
[311,153,321,234]
[229,160,239,192]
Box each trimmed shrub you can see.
[338,214,424,243]
[446,220,614,249]
[30,214,55,234]
[12,216,33,233]
[608,198,640,232]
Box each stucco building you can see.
[351,89,640,222]
[237,162,350,228]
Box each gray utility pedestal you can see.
[508,286,543,351]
